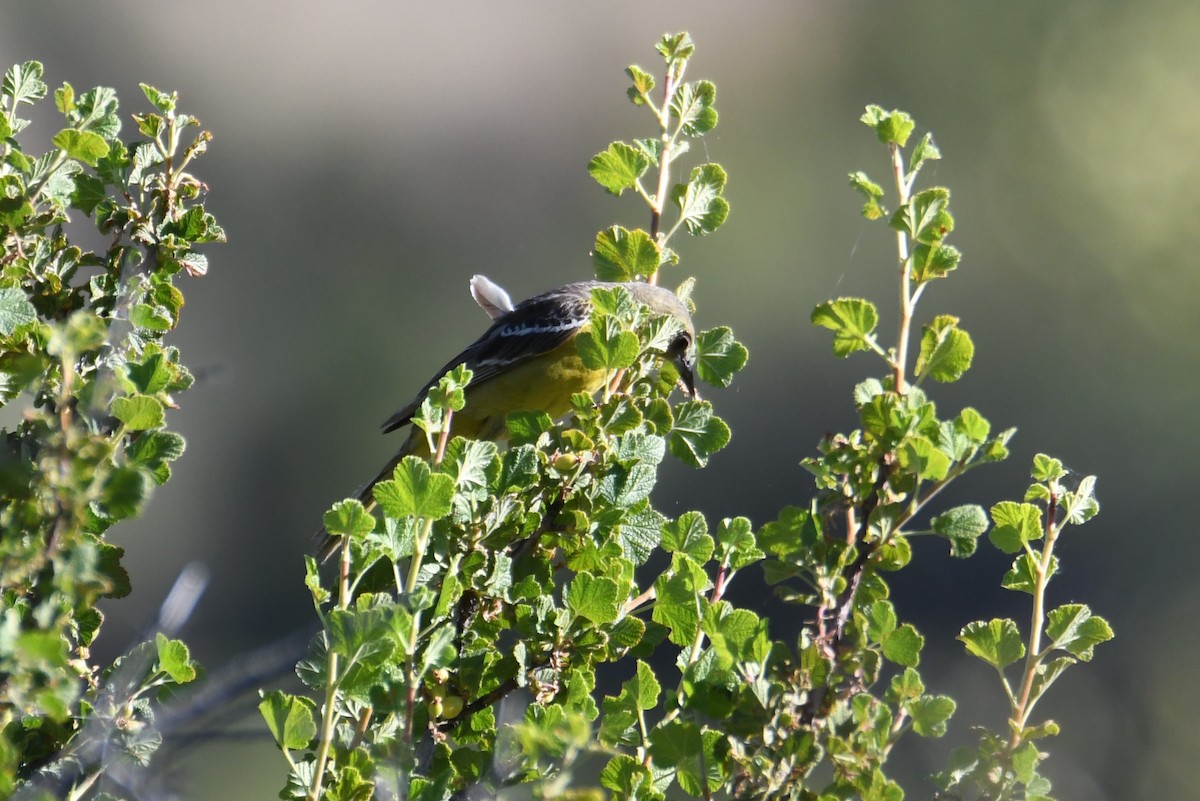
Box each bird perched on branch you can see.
[315,276,697,561]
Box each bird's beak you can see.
[675,353,698,400]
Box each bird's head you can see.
[623,282,698,400]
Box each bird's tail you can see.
[313,447,409,563]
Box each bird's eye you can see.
[668,332,692,357]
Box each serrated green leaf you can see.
[661,511,713,563]
[811,297,879,357]
[670,79,718,136]
[1045,604,1113,661]
[1002,552,1057,594]
[588,142,649,196]
[625,65,656,106]
[931,505,988,557]
[670,162,728,235]
[896,435,951,481]
[1031,453,1066,482]
[130,303,172,332]
[882,623,924,667]
[54,82,75,114]
[909,694,956,737]
[861,105,915,147]
[908,132,942,177]
[373,456,455,520]
[567,572,621,625]
[849,170,887,220]
[101,466,152,519]
[52,128,110,166]
[667,400,730,468]
[259,690,317,751]
[113,394,165,430]
[140,83,176,113]
[959,618,1024,669]
[155,633,197,683]
[577,314,640,371]
[0,196,33,230]
[915,315,973,383]
[989,501,1043,553]
[600,754,654,796]
[323,499,376,539]
[3,61,47,109]
[593,225,660,281]
[694,326,747,388]
[648,720,721,797]
[0,287,36,335]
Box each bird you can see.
[315,276,697,561]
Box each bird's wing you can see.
[381,288,593,433]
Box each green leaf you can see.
[101,467,152,519]
[897,435,951,481]
[849,170,887,220]
[1060,474,1100,525]
[0,196,33,229]
[882,623,924,667]
[811,297,879,357]
[70,173,107,215]
[694,326,748,388]
[155,633,197,683]
[125,352,172,394]
[667,400,730,468]
[915,315,974,383]
[592,225,661,281]
[670,163,728,235]
[861,105,915,147]
[891,187,954,245]
[113,394,165,430]
[1045,604,1113,661]
[52,128,110,166]
[1031,453,1067,482]
[125,431,186,479]
[54,82,75,114]
[653,569,702,646]
[656,32,696,63]
[931,505,988,557]
[140,83,177,113]
[259,690,317,751]
[625,65,656,105]
[908,132,942,177]
[631,659,661,711]
[373,456,455,520]
[504,410,552,446]
[588,142,649,196]
[661,511,713,563]
[576,314,640,371]
[566,572,621,625]
[648,720,721,797]
[0,287,36,335]
[323,499,376,539]
[714,516,762,569]
[442,437,498,489]
[1002,552,1058,594]
[866,601,897,642]
[600,754,654,796]
[989,501,1043,553]
[3,61,48,109]
[909,694,956,737]
[959,618,1025,669]
[1012,741,1040,784]
[129,303,172,332]
[670,79,718,136]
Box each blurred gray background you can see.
[4,2,1196,798]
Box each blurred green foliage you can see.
[1,64,215,796]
